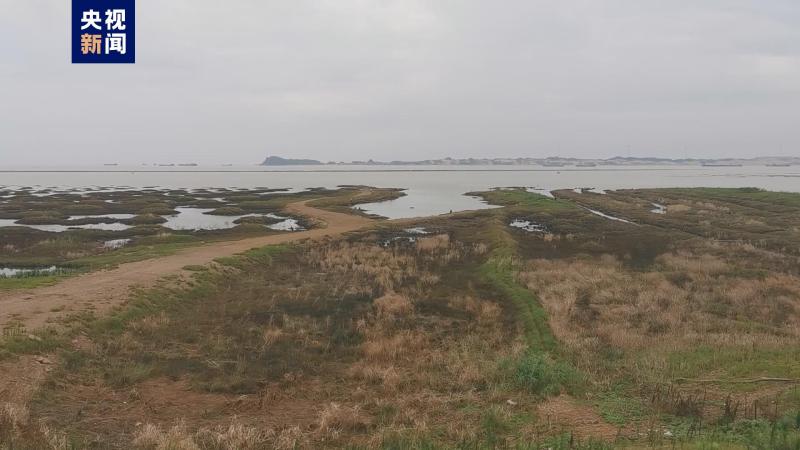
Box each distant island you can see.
[261,155,799,167]
[261,156,324,165]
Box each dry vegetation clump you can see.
[306,241,421,292]
[346,362,401,389]
[362,330,427,362]
[448,295,503,327]
[132,421,276,450]
[129,312,171,334]
[656,251,729,276]
[415,234,450,251]
[260,327,284,349]
[133,422,199,450]
[306,237,482,294]
[0,402,68,450]
[316,403,370,438]
[373,292,414,320]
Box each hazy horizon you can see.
[2,1,799,165]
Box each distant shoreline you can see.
[0,167,741,174]
[260,155,800,167]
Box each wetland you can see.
[1,178,799,449]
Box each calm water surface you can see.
[1,165,798,219]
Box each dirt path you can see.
[0,201,373,332]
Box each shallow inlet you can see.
[509,219,548,233]
[526,188,555,198]
[104,238,132,249]
[0,209,303,233]
[650,203,667,214]
[584,208,636,225]
[0,266,65,278]
[162,208,303,231]
[0,215,134,232]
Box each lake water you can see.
[1,165,798,219]
[163,208,302,231]
[0,218,133,232]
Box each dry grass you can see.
[271,426,309,450]
[347,362,401,389]
[316,403,370,437]
[448,296,503,327]
[132,421,273,450]
[133,422,199,450]
[362,330,427,362]
[24,231,526,447]
[656,251,729,276]
[519,250,800,383]
[667,204,691,213]
[0,402,28,439]
[308,242,420,292]
[373,292,414,320]
[261,327,284,349]
[416,234,450,251]
[306,237,482,293]
[130,312,171,334]
[0,402,68,450]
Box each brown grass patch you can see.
[362,330,426,362]
[373,292,414,320]
[316,402,370,436]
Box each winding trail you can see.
[0,201,373,331]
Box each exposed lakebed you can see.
[0,187,311,233]
[0,186,351,268]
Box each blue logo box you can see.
[72,0,135,63]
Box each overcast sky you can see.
[1,0,799,165]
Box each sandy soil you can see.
[0,201,373,332]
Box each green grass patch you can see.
[670,411,800,450]
[665,187,800,210]
[215,244,290,269]
[307,187,405,212]
[596,388,649,426]
[480,255,556,352]
[510,351,584,396]
[0,273,74,290]
[665,346,800,385]
[478,224,585,397]
[0,327,67,358]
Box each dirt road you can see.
[0,201,373,331]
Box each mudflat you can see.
[0,201,373,330]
